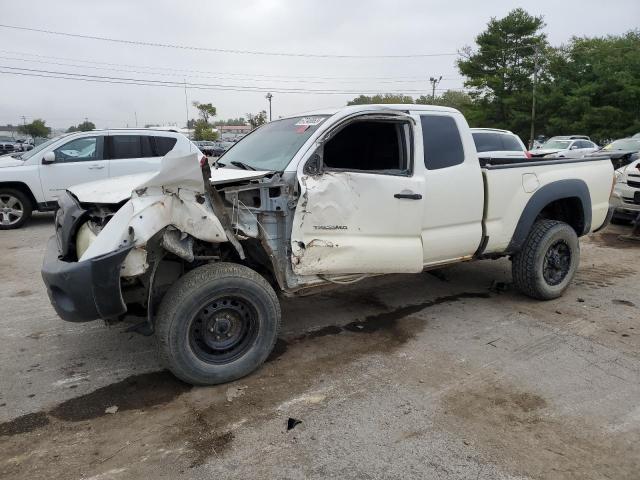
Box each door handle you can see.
[88,165,105,170]
[394,192,422,200]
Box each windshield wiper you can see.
[230,161,256,171]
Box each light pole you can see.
[429,76,442,101]
[265,93,273,122]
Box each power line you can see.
[0,66,468,95]
[0,49,463,82]
[0,23,459,59]
[0,54,464,86]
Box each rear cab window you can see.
[421,115,464,169]
[472,131,523,153]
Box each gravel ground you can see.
[1,214,638,479]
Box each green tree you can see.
[457,8,548,140]
[347,94,414,105]
[18,119,51,138]
[540,31,640,143]
[216,117,247,126]
[415,90,474,116]
[192,102,217,124]
[246,111,268,129]
[193,119,219,141]
[67,120,96,132]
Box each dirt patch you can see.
[12,290,34,298]
[0,291,494,479]
[575,264,637,288]
[49,371,191,422]
[178,409,234,468]
[612,299,636,307]
[590,232,640,250]
[0,412,49,437]
[441,382,640,479]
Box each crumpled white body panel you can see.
[79,187,227,266]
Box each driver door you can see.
[39,136,108,203]
[291,112,425,275]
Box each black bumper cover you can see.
[41,236,132,322]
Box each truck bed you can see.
[480,156,613,255]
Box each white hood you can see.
[68,150,272,204]
[0,156,25,168]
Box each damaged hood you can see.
[68,150,273,204]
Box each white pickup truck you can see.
[0,129,194,229]
[41,105,614,385]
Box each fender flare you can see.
[507,179,592,253]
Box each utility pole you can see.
[265,93,273,121]
[529,45,540,150]
[134,111,138,127]
[429,76,442,101]
[183,79,190,137]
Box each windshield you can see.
[541,140,571,150]
[19,135,68,160]
[219,116,328,171]
[603,139,640,151]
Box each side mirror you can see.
[303,153,322,176]
[42,151,56,164]
[570,145,579,150]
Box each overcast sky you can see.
[1,0,638,130]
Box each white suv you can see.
[470,128,529,161]
[0,129,200,229]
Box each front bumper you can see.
[41,236,132,322]
[611,184,640,217]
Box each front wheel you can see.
[155,262,281,385]
[512,219,580,300]
[0,188,32,230]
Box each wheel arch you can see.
[0,181,38,209]
[507,179,591,253]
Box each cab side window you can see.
[53,137,104,162]
[421,115,464,170]
[322,120,411,175]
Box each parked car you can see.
[470,128,530,160]
[610,159,640,222]
[0,136,18,155]
[632,133,640,139]
[212,141,235,156]
[193,141,216,156]
[585,138,640,170]
[0,129,200,229]
[41,104,614,386]
[530,136,599,159]
[14,139,34,152]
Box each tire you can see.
[0,188,32,230]
[155,262,281,385]
[512,219,580,300]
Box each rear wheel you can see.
[512,220,580,300]
[155,262,281,385]
[0,188,32,230]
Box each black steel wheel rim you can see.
[188,295,259,364]
[543,240,571,286]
